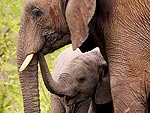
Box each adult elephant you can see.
[17,0,150,113]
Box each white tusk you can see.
[19,54,34,72]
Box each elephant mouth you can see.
[65,91,90,106]
[19,32,71,72]
[41,32,71,54]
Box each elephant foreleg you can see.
[109,62,147,113]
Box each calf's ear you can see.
[95,72,112,104]
[65,0,96,50]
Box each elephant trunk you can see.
[38,52,65,96]
[17,34,40,113]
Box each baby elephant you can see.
[51,47,112,113]
[38,47,112,113]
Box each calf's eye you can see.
[77,77,86,83]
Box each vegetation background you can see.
[0,0,70,112]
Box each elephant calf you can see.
[38,47,112,113]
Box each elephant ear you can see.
[95,72,112,104]
[66,0,96,50]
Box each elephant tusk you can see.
[19,54,34,72]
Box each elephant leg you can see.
[51,94,65,113]
[106,39,149,113]
[109,62,148,113]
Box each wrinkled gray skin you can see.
[17,0,150,112]
[38,47,112,113]
[51,95,93,113]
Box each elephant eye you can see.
[77,76,86,83]
[31,7,43,19]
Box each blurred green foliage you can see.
[0,0,70,113]
[0,0,23,113]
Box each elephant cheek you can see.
[24,31,45,56]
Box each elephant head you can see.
[17,0,96,112]
[17,0,69,112]
[38,47,112,108]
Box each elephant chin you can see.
[65,93,90,106]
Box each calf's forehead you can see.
[65,58,99,75]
